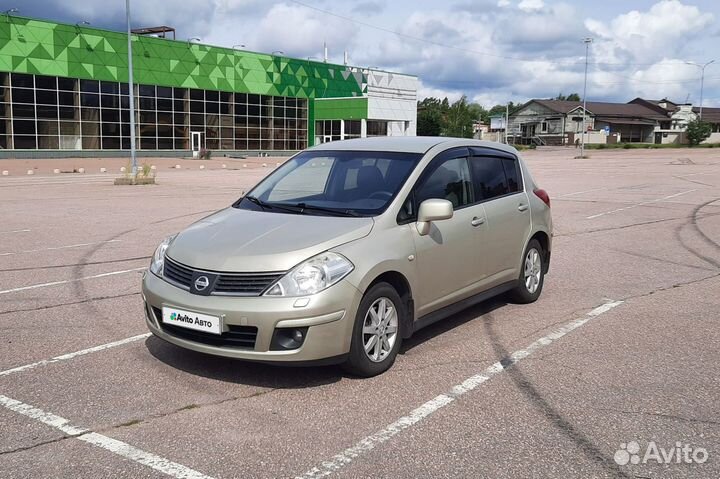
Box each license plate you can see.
[162,307,222,335]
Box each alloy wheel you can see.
[362,297,399,363]
[524,248,542,294]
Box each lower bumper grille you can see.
[152,307,258,349]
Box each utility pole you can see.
[580,37,593,158]
[685,60,715,120]
[126,0,137,176]
[505,103,509,144]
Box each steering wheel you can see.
[369,191,393,200]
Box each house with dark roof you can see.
[508,99,670,145]
[508,98,720,145]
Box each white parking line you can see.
[296,299,624,479]
[0,267,146,295]
[0,239,121,257]
[0,229,31,234]
[586,189,698,219]
[558,187,608,197]
[0,333,151,377]
[0,395,214,479]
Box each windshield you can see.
[235,150,422,217]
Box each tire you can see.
[509,239,545,304]
[342,282,404,377]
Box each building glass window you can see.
[4,73,308,151]
[367,120,388,136]
[345,120,361,139]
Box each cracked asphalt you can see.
[0,148,719,478]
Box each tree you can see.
[417,97,446,136]
[468,102,488,123]
[487,102,519,118]
[554,93,581,101]
[441,96,475,138]
[686,119,712,146]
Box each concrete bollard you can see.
[78,168,85,174]
[151,165,156,170]
[262,163,267,168]
[243,164,247,168]
[276,162,280,167]
[199,165,205,170]
[53,168,61,174]
[120,166,126,173]
[100,167,107,173]
[175,164,181,169]
[27,170,34,175]
[2,170,8,176]
[221,164,227,169]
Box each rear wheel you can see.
[343,282,403,377]
[509,239,545,304]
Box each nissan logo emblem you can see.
[194,276,210,291]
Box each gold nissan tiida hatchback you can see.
[142,137,552,376]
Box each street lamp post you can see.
[580,37,593,158]
[685,60,715,120]
[126,0,137,176]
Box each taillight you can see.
[534,188,550,207]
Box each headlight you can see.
[149,235,176,277]
[264,252,354,297]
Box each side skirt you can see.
[412,281,517,334]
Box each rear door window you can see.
[502,158,522,193]
[470,155,523,201]
[470,156,508,200]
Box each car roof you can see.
[309,136,520,155]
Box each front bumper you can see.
[142,271,362,362]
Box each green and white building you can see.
[0,15,418,157]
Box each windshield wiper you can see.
[277,202,360,217]
[243,195,273,210]
[243,196,308,214]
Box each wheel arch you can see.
[528,230,551,273]
[366,271,415,339]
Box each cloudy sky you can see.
[14,0,720,107]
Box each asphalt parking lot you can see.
[1,147,718,479]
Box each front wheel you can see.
[509,239,545,304]
[343,282,404,377]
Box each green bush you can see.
[686,120,712,146]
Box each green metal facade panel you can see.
[308,100,316,147]
[0,16,365,99]
[314,98,368,120]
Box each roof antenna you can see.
[323,41,328,63]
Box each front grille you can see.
[164,256,284,296]
[214,273,284,295]
[152,307,258,349]
[164,258,193,289]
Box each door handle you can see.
[518,204,529,212]
[471,217,485,227]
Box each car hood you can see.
[166,207,374,272]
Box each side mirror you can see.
[416,199,453,235]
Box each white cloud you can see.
[518,0,544,12]
[586,0,714,61]
[205,3,359,61]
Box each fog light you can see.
[270,327,309,351]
